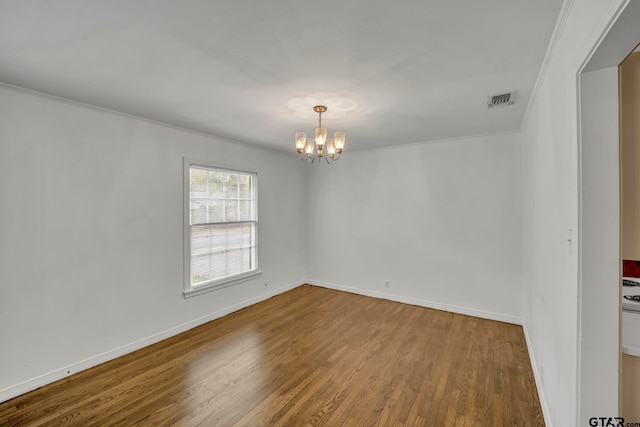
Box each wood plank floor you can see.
[0,285,544,426]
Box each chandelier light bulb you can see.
[326,139,336,158]
[334,132,345,153]
[295,132,306,152]
[304,138,315,155]
[315,127,327,147]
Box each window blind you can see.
[189,166,257,286]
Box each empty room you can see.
[1,0,639,426]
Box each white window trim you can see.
[183,158,261,298]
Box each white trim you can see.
[183,159,259,298]
[520,0,575,132]
[184,269,263,298]
[309,279,522,325]
[0,279,304,404]
[348,129,520,153]
[0,82,288,154]
[575,61,586,427]
[622,345,640,357]
[1,280,538,404]
[523,323,552,427]
[575,1,631,423]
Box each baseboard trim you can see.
[0,279,304,404]
[309,279,523,325]
[522,322,552,427]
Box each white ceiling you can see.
[0,0,563,152]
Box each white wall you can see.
[520,0,628,425]
[0,85,308,400]
[306,133,523,324]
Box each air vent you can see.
[487,92,515,108]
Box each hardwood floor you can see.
[0,285,544,426]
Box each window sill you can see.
[183,270,263,298]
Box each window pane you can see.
[190,223,256,286]
[238,200,252,221]
[227,249,242,275]
[224,199,238,222]
[190,201,207,225]
[209,226,227,253]
[190,168,255,225]
[239,175,252,199]
[227,224,242,250]
[224,174,238,199]
[242,223,254,247]
[241,247,251,271]
[207,170,224,197]
[191,168,207,193]
[207,199,224,223]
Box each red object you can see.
[623,259,640,278]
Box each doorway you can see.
[578,0,640,422]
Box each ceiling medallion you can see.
[294,105,345,164]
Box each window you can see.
[184,162,259,297]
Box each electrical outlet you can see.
[385,281,390,288]
[264,282,268,289]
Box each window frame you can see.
[183,159,261,298]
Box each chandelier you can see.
[294,105,346,163]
